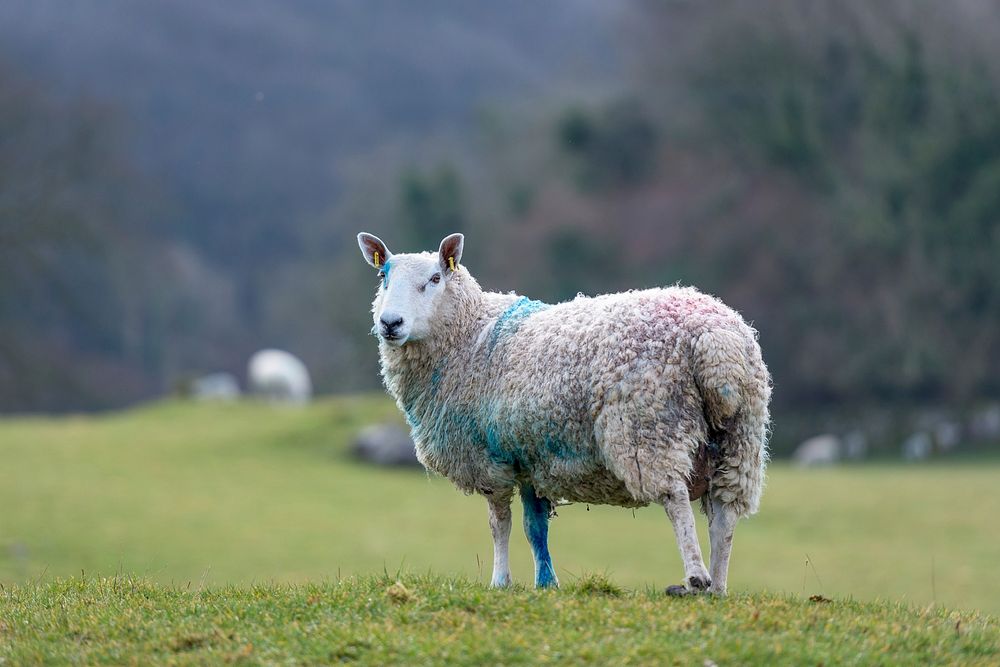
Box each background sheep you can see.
[358,231,771,595]
[248,349,313,405]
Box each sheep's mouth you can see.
[381,333,408,346]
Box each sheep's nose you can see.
[380,315,404,337]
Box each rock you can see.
[843,430,868,460]
[793,434,841,467]
[248,349,312,404]
[969,404,1000,441]
[191,372,241,401]
[352,423,420,467]
[933,421,962,452]
[902,432,932,461]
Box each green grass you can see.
[1,396,999,622]
[2,574,997,665]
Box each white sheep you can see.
[247,349,313,405]
[357,232,771,595]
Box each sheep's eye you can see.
[430,273,442,284]
[377,271,385,281]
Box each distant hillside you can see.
[8,1,996,417]
[0,0,618,263]
[0,1,621,410]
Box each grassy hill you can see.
[2,575,997,665]
[2,396,999,624]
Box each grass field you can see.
[3,575,998,665]
[2,397,999,623]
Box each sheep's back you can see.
[452,286,747,502]
[486,286,745,408]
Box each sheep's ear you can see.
[357,233,391,269]
[438,233,464,274]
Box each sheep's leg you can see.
[662,478,711,594]
[486,493,513,588]
[519,483,558,588]
[707,496,738,595]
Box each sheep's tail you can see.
[692,327,772,517]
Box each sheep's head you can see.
[357,232,464,347]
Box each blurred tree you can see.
[0,62,159,411]
[558,101,658,191]
[6,0,1000,430]
[399,165,466,247]
[543,228,621,301]
[626,0,1000,414]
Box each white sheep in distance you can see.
[357,232,771,595]
[247,349,312,405]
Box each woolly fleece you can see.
[372,253,772,518]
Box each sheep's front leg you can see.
[519,484,558,588]
[486,493,513,588]
[662,478,711,595]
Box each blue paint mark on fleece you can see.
[485,424,505,463]
[430,365,443,398]
[402,396,590,482]
[381,259,392,288]
[484,423,526,469]
[543,433,578,461]
[520,483,558,588]
[488,296,549,354]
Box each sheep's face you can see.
[357,232,464,347]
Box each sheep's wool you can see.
[377,259,771,517]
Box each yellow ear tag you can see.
[448,256,456,271]
[373,251,380,268]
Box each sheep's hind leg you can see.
[707,495,738,595]
[487,492,513,588]
[662,478,711,596]
[519,483,558,588]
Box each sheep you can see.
[248,349,313,405]
[356,231,771,595]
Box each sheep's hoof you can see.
[666,575,712,597]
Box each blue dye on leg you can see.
[520,483,558,588]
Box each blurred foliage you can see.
[0,66,269,410]
[667,2,1000,406]
[2,0,1000,428]
[543,228,621,301]
[399,165,466,248]
[0,65,157,410]
[558,102,658,190]
[434,0,999,420]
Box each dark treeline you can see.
[340,1,1000,449]
[0,64,152,410]
[0,1,617,411]
[1,1,998,452]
